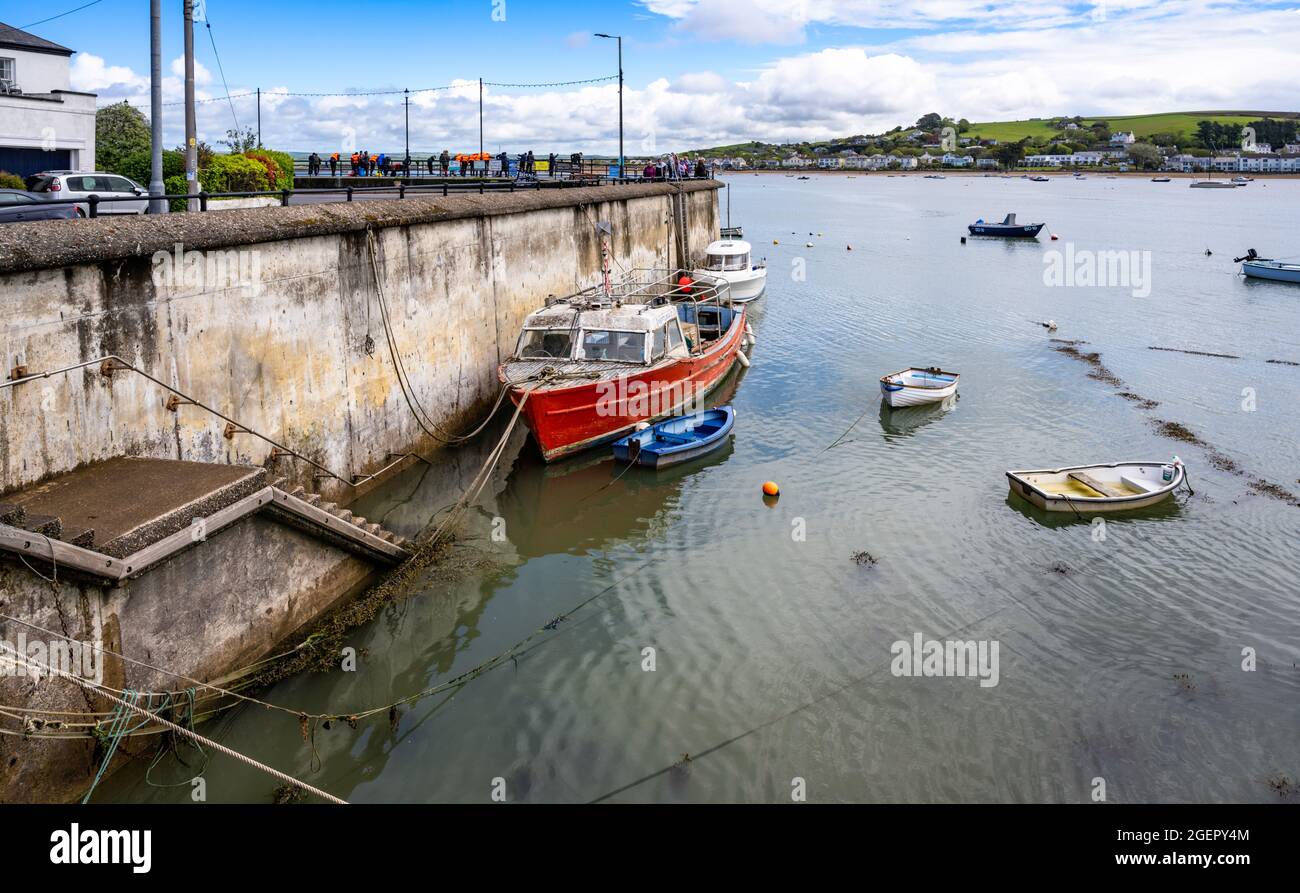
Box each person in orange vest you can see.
[329,152,339,176]
[350,152,359,175]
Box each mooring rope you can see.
[0,642,347,804]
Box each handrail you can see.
[26,174,716,217]
[1,354,414,488]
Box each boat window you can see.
[581,329,646,362]
[666,320,683,351]
[651,325,667,361]
[517,328,573,359]
[704,252,749,272]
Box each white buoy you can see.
[736,350,751,368]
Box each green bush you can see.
[114,149,185,185]
[207,154,269,193]
[164,175,188,212]
[0,171,25,189]
[247,149,294,188]
[96,102,151,175]
[242,151,283,191]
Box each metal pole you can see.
[147,0,165,213]
[183,0,198,211]
[617,36,624,177]
[404,88,409,173]
[478,78,484,171]
[256,87,262,147]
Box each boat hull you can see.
[503,308,748,462]
[1242,261,1300,283]
[612,406,734,468]
[697,266,766,302]
[1006,461,1184,513]
[880,369,960,408]
[968,223,1043,237]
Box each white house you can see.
[1110,131,1137,146]
[940,153,972,167]
[896,156,918,170]
[0,23,96,176]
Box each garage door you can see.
[0,148,73,178]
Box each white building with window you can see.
[1110,131,1137,146]
[0,23,96,176]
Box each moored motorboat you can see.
[968,212,1044,238]
[880,367,960,407]
[1235,249,1300,283]
[696,238,767,303]
[612,405,735,468]
[1231,176,1249,185]
[499,270,749,462]
[1151,176,1171,182]
[1029,175,1050,182]
[1190,179,1235,188]
[1006,459,1185,513]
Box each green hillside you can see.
[965,111,1297,144]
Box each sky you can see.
[5,0,1299,154]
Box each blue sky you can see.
[5,1,1298,153]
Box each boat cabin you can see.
[701,240,754,273]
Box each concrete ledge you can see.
[0,179,722,274]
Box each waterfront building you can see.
[0,23,96,175]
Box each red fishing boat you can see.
[498,270,750,461]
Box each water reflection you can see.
[877,394,958,441]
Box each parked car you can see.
[0,189,80,223]
[24,171,149,215]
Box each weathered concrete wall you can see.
[0,513,377,803]
[0,181,721,501]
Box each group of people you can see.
[642,154,710,180]
[302,147,711,180]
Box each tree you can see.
[221,127,259,154]
[1126,142,1162,169]
[915,112,943,131]
[993,141,1026,169]
[96,102,151,174]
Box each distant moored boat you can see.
[968,212,1044,238]
[1235,249,1300,283]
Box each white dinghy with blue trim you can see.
[879,367,960,408]
[1007,459,1186,513]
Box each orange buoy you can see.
[762,481,780,497]
[677,274,693,295]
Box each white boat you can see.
[696,238,767,303]
[1231,176,1249,185]
[1189,179,1236,189]
[1007,460,1185,513]
[879,367,959,408]
[1236,251,1300,283]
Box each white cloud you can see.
[81,1,1300,155]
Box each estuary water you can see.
[102,173,1300,803]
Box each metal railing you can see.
[29,174,713,217]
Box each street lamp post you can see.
[595,33,623,178]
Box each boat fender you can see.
[736,350,751,368]
[745,323,755,338]
[635,421,651,431]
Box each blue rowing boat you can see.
[612,406,735,468]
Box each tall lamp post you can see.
[594,33,623,178]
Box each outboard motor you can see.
[1232,248,1259,263]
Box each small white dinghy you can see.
[879,367,959,408]
[1006,459,1185,513]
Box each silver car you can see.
[25,171,149,216]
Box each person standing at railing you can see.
[350,152,359,176]
[440,149,450,176]
[695,157,707,179]
[330,153,339,176]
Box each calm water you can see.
[103,175,1300,803]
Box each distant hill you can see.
[690,111,1300,159]
[964,111,1299,143]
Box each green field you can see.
[965,111,1298,143]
